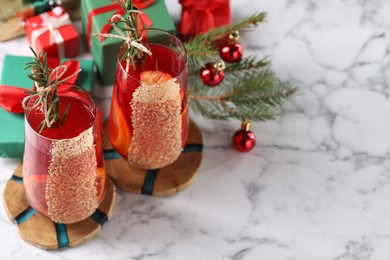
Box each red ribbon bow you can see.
[0,59,80,114]
[178,0,230,40]
[87,0,154,46]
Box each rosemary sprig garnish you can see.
[95,0,151,70]
[114,0,143,62]
[24,48,69,133]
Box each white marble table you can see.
[1,0,390,259]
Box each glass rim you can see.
[24,87,97,141]
[117,28,188,85]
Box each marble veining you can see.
[1,0,390,259]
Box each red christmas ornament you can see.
[232,120,256,152]
[220,31,243,62]
[200,61,225,87]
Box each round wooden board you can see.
[2,164,116,250]
[103,120,203,196]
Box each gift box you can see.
[178,0,231,41]
[0,0,81,42]
[25,7,79,58]
[81,0,176,86]
[0,55,94,158]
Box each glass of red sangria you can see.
[23,87,106,224]
[108,28,188,169]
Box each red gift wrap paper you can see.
[178,0,231,40]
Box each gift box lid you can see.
[0,55,95,158]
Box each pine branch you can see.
[184,12,296,122]
[185,39,218,67]
[185,12,267,67]
[188,67,297,121]
[194,12,267,42]
[224,56,270,73]
[188,56,270,76]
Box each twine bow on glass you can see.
[22,64,81,128]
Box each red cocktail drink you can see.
[23,88,106,224]
[108,29,188,169]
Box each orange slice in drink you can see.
[23,174,48,215]
[140,70,172,83]
[96,167,106,203]
[181,105,189,147]
[141,71,187,147]
[108,91,131,157]
[141,70,186,102]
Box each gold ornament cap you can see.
[241,120,252,132]
[228,30,240,44]
[213,61,225,72]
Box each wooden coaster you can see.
[103,120,203,196]
[2,164,116,250]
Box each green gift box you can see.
[0,55,94,158]
[81,0,176,86]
